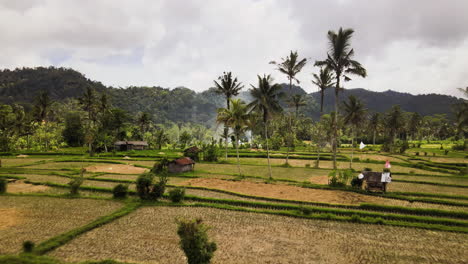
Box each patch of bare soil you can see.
[181,178,392,205]
[85,164,147,174]
[309,176,329,185]
[0,209,25,230]
[7,181,50,194]
[16,154,29,158]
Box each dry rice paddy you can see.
[49,206,468,264]
[0,196,123,254]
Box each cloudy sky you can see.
[1,0,467,97]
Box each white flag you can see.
[359,141,366,149]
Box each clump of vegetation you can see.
[299,206,312,215]
[363,167,372,172]
[0,179,7,194]
[350,177,363,189]
[305,163,310,168]
[112,184,128,199]
[22,240,35,253]
[176,218,217,264]
[203,141,219,162]
[136,173,167,200]
[328,169,353,187]
[169,187,185,203]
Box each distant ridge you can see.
[0,67,463,124]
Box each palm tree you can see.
[289,94,306,118]
[368,112,380,145]
[217,99,250,176]
[312,67,335,115]
[248,74,283,179]
[214,72,244,159]
[270,51,307,164]
[79,86,98,123]
[343,95,367,168]
[33,91,54,122]
[315,27,367,169]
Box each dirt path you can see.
[85,164,147,174]
[181,178,391,205]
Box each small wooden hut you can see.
[362,171,391,192]
[114,141,148,151]
[168,157,195,173]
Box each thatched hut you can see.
[168,157,195,173]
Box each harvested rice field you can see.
[0,196,123,254]
[49,206,468,264]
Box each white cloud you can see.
[0,0,466,97]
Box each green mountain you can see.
[0,67,462,124]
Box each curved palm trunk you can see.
[224,99,230,160]
[373,130,376,145]
[350,127,354,169]
[320,89,325,115]
[235,132,241,176]
[264,120,272,179]
[286,79,293,165]
[332,76,340,170]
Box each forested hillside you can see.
[0,67,462,124]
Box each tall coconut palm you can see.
[343,95,367,168]
[312,67,335,115]
[213,72,244,159]
[217,99,250,176]
[315,28,367,169]
[270,51,307,164]
[138,112,151,136]
[289,94,306,118]
[248,74,283,179]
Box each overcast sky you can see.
[1,0,467,97]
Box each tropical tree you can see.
[342,95,367,168]
[33,91,54,122]
[79,86,99,155]
[407,112,422,141]
[310,117,331,168]
[289,94,306,118]
[138,112,151,136]
[312,67,335,115]
[248,74,283,179]
[368,112,381,145]
[315,27,367,169]
[270,51,307,164]
[213,72,244,159]
[385,106,405,146]
[454,87,468,141]
[217,99,250,176]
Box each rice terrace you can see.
[0,1,468,264]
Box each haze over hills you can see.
[0,67,463,125]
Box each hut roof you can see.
[114,141,148,146]
[171,157,195,165]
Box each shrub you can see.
[0,179,7,194]
[328,169,353,187]
[350,214,361,223]
[363,167,372,172]
[136,173,154,200]
[68,177,84,196]
[299,206,312,215]
[150,157,169,174]
[169,187,186,203]
[444,150,449,155]
[112,184,128,199]
[203,141,219,162]
[409,170,415,174]
[176,218,217,264]
[305,163,310,168]
[424,152,427,156]
[415,152,419,156]
[149,174,168,200]
[23,240,35,253]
